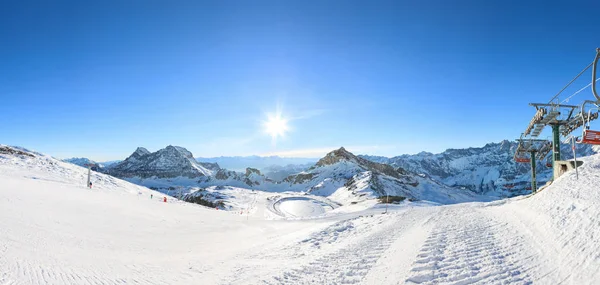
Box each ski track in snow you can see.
[405,208,533,285]
[258,206,538,285]
[264,214,413,285]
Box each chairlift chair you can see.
[514,152,530,163]
[576,103,600,145]
[576,48,600,145]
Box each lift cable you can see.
[561,77,600,104]
[547,62,593,104]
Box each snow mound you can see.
[499,153,600,284]
[0,145,157,196]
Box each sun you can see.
[264,112,289,140]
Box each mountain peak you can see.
[316,147,358,166]
[163,145,194,158]
[109,145,212,178]
[131,147,150,159]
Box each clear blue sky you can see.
[1,1,599,161]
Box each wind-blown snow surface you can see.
[2,146,600,284]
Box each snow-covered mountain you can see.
[276,147,478,204]
[63,157,98,167]
[63,157,121,169]
[195,156,318,172]
[108,146,213,178]
[360,140,598,196]
[262,163,313,181]
[105,145,479,205]
[106,146,274,189]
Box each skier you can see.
[89,181,93,188]
[151,194,153,199]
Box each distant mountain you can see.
[63,157,121,170]
[276,147,477,204]
[108,146,213,178]
[106,146,272,189]
[63,157,98,167]
[104,145,477,205]
[360,140,598,196]
[100,160,122,168]
[262,163,313,181]
[195,156,318,172]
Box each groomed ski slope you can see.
[1,148,600,284]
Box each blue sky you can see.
[1,1,599,161]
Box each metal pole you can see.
[592,48,600,101]
[87,165,91,189]
[572,136,579,180]
[385,194,389,214]
[530,151,537,192]
[551,124,561,180]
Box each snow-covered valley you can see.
[2,145,600,284]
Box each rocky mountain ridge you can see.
[360,140,598,195]
[108,145,213,179]
[104,145,477,204]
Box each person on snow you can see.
[89,181,93,188]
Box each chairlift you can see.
[514,152,530,163]
[514,135,530,163]
[576,102,600,145]
[576,48,600,145]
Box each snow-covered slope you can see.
[3,144,600,284]
[0,146,157,196]
[361,140,597,196]
[493,154,600,283]
[0,145,399,283]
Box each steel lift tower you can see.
[522,103,579,181]
[517,48,600,189]
[514,137,551,192]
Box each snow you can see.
[2,146,600,284]
[271,196,336,218]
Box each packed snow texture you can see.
[1,145,600,284]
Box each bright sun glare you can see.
[264,113,289,140]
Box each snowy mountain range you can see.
[62,140,599,201]
[195,156,318,172]
[63,157,120,168]
[104,145,478,205]
[360,140,598,195]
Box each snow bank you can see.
[498,153,600,284]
